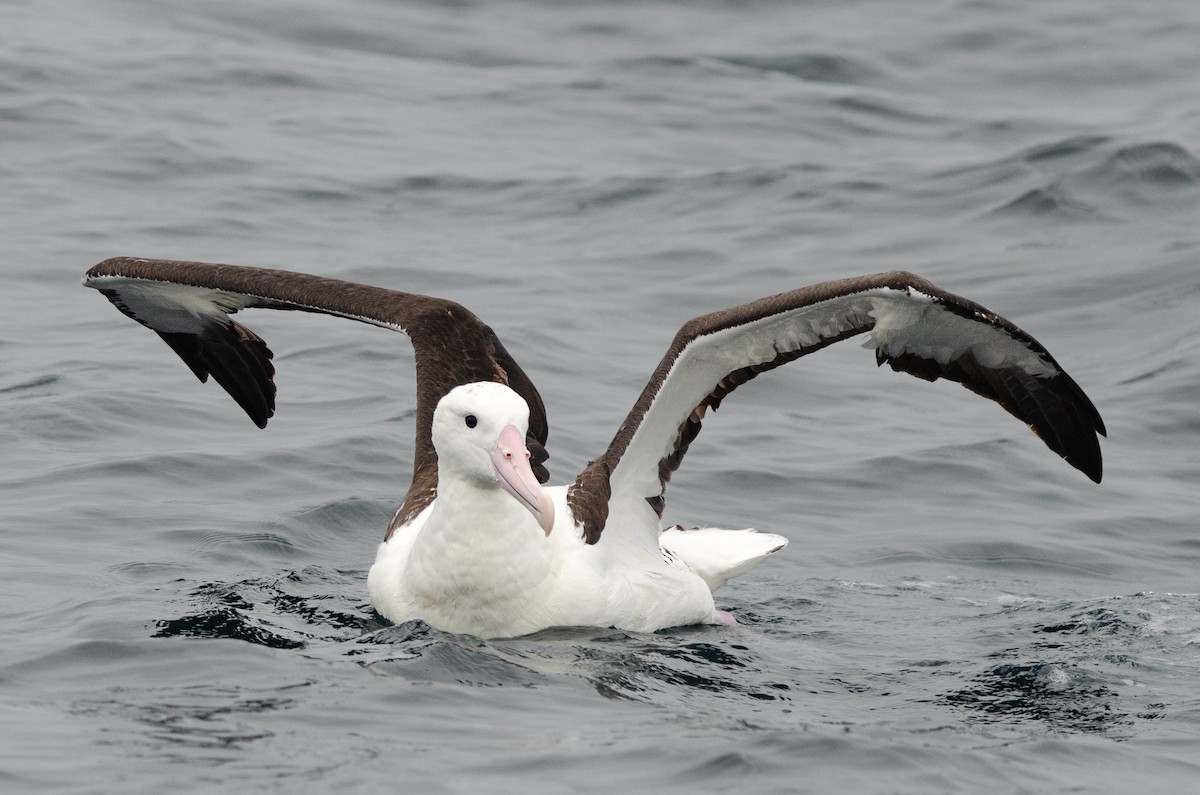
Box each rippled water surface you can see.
[4,1,1200,791]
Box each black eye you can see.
[464,414,478,429]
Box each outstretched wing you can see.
[83,257,550,533]
[567,271,1105,544]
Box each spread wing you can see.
[83,257,550,534]
[566,271,1105,544]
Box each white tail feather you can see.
[660,526,788,592]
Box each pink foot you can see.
[714,610,738,626]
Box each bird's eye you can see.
[464,414,478,429]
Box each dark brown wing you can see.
[83,257,550,534]
[567,271,1104,545]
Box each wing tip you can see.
[84,256,139,283]
[1077,454,1103,484]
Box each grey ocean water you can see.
[4,0,1200,791]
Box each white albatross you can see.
[83,257,1105,638]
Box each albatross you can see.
[83,257,1105,638]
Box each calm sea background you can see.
[4,1,1200,792]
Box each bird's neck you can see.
[404,480,555,630]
